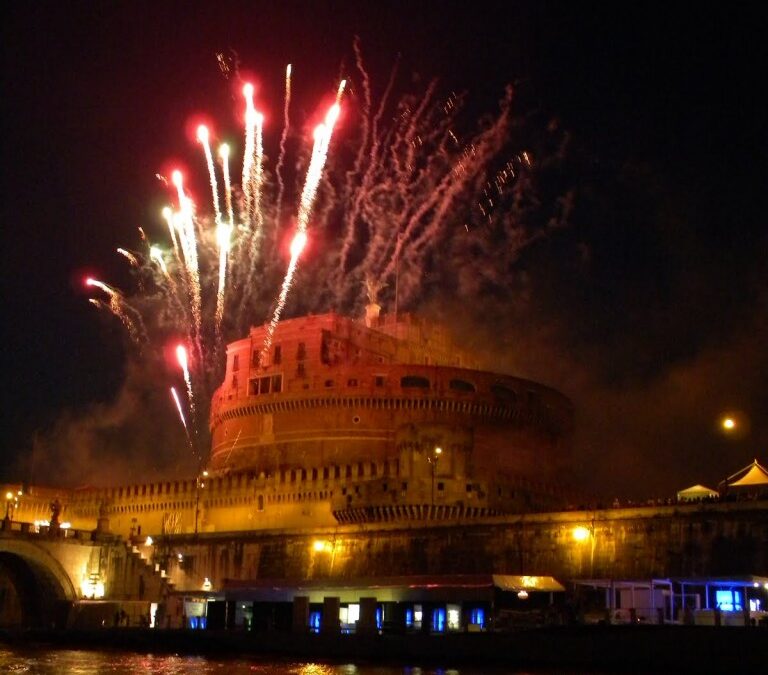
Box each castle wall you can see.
[156,501,768,592]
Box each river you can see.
[0,646,540,674]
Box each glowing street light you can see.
[194,470,209,535]
[722,417,736,431]
[4,491,13,521]
[572,523,596,577]
[572,526,591,542]
[428,446,443,507]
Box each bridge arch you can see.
[0,539,77,628]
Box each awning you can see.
[222,573,565,602]
[729,460,768,487]
[492,575,565,592]
[676,484,718,500]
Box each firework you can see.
[116,248,139,266]
[274,63,292,229]
[170,170,201,338]
[87,51,565,461]
[197,125,222,224]
[176,344,194,416]
[170,386,193,449]
[86,277,143,341]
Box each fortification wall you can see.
[156,501,768,592]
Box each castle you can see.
[7,307,574,538]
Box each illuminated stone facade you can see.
[7,310,573,539]
[210,311,573,524]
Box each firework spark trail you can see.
[261,231,307,360]
[214,216,232,333]
[296,102,341,235]
[274,64,292,230]
[335,54,399,293]
[219,144,234,228]
[408,102,512,261]
[335,81,439,300]
[171,171,202,339]
[260,99,340,357]
[149,245,169,277]
[215,143,234,334]
[197,125,222,224]
[241,83,256,220]
[253,112,265,234]
[116,248,139,266]
[86,278,143,342]
[162,207,182,267]
[176,344,195,418]
[170,386,189,431]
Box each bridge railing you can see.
[0,519,101,542]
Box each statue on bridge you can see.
[49,498,62,533]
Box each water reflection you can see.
[0,649,520,675]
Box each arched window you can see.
[491,383,518,403]
[449,379,476,393]
[401,375,430,389]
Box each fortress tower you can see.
[209,308,574,521]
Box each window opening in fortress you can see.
[347,378,358,387]
[297,342,306,359]
[374,375,385,386]
[232,354,239,371]
[450,379,476,393]
[231,375,238,389]
[491,383,517,402]
[325,379,334,388]
[273,344,281,364]
[251,350,260,367]
[401,375,430,388]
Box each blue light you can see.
[309,610,321,633]
[470,607,485,627]
[376,606,383,629]
[432,607,446,632]
[715,589,743,612]
[405,608,413,626]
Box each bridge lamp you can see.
[4,491,13,520]
[572,526,591,542]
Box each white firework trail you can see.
[261,96,342,357]
[85,278,143,342]
[116,248,139,266]
[171,170,201,338]
[197,125,222,224]
[176,344,195,417]
[215,143,234,334]
[274,63,292,230]
[162,206,182,266]
[241,83,256,221]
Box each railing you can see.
[0,519,99,541]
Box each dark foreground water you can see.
[0,647,544,674]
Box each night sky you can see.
[1,2,766,499]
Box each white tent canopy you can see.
[677,484,718,501]
[724,459,768,488]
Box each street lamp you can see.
[4,491,13,521]
[194,470,208,535]
[428,447,442,507]
[572,522,596,577]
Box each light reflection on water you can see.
[0,648,515,675]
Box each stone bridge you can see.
[0,521,167,628]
